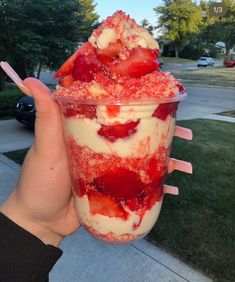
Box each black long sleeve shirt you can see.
[0,212,62,282]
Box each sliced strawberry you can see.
[59,74,74,87]
[97,54,115,65]
[63,108,78,118]
[152,102,179,120]
[76,104,97,119]
[92,168,144,200]
[54,49,80,78]
[63,104,97,119]
[88,190,128,219]
[97,39,123,58]
[72,53,103,82]
[98,120,139,142]
[111,47,158,78]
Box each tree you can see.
[0,0,99,90]
[200,0,235,55]
[154,0,203,57]
[141,18,154,35]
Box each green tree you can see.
[200,0,235,55]
[75,0,99,41]
[141,18,154,35]
[0,0,99,90]
[154,0,203,57]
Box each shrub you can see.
[0,87,24,118]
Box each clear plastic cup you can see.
[53,93,187,244]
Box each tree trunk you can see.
[0,70,6,91]
[175,47,179,58]
[37,61,43,79]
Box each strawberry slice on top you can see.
[97,39,124,58]
[72,53,104,82]
[54,43,96,79]
[111,47,158,78]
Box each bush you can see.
[0,87,24,118]
[179,44,204,60]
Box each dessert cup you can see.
[53,93,187,244]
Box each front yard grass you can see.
[147,119,235,282]
[171,66,235,87]
[4,119,235,281]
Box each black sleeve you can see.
[0,212,63,282]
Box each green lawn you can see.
[171,66,235,87]
[4,148,29,164]
[3,119,235,281]
[147,119,235,282]
[162,56,196,64]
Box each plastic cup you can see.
[53,93,187,244]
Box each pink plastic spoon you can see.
[0,61,31,96]
[163,185,179,195]
[174,126,193,140]
[168,158,192,174]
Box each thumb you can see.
[23,78,65,155]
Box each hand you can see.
[0,78,80,246]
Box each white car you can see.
[197,57,215,67]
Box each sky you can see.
[94,0,163,27]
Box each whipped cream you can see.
[64,111,175,158]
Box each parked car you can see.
[158,58,164,68]
[197,57,215,67]
[226,59,235,68]
[15,96,35,127]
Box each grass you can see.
[0,87,24,118]
[162,56,196,64]
[4,148,29,165]
[171,66,235,87]
[217,110,235,118]
[147,119,235,282]
[3,119,235,281]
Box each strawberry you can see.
[152,102,179,120]
[54,43,95,78]
[63,104,97,119]
[72,53,103,82]
[59,74,74,87]
[97,39,123,58]
[88,190,128,219]
[111,47,158,78]
[54,49,80,78]
[92,168,144,200]
[98,120,139,142]
[63,107,78,118]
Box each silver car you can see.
[197,57,215,67]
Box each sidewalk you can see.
[0,154,212,282]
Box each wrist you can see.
[0,191,63,247]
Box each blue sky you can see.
[94,0,163,26]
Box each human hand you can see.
[0,78,80,246]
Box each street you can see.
[177,85,235,120]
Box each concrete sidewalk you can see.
[0,154,212,282]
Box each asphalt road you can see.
[177,85,235,120]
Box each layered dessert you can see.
[53,11,186,243]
